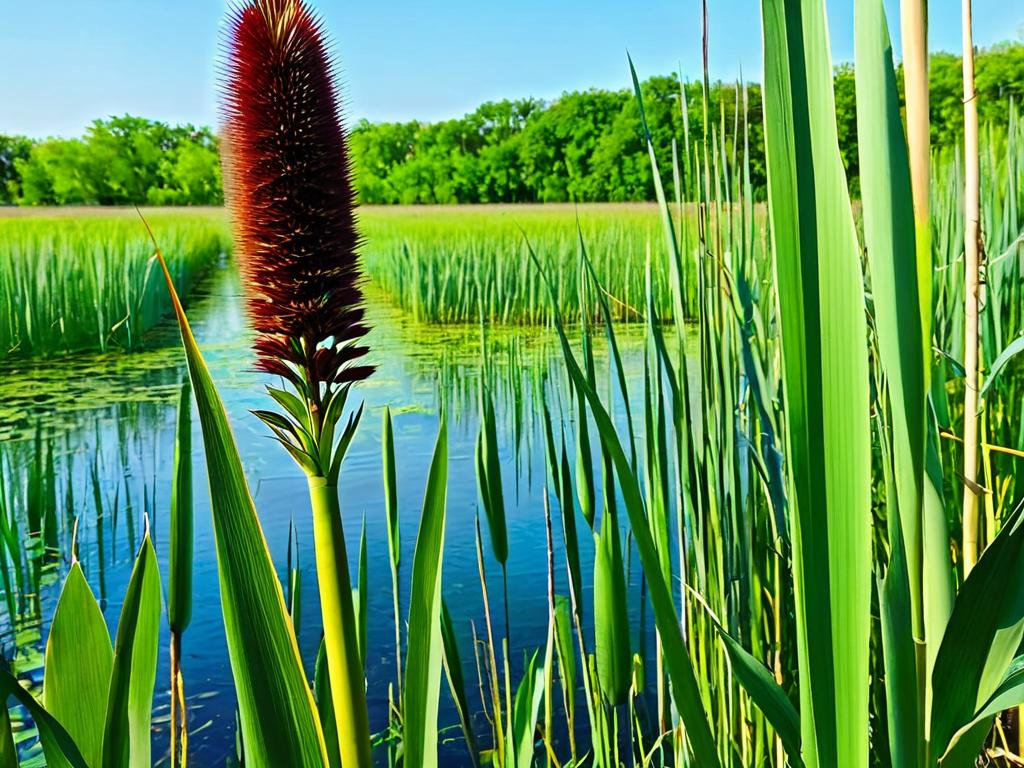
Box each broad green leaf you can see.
[102,533,161,768]
[930,507,1024,763]
[943,655,1024,763]
[44,562,113,768]
[855,0,929,667]
[761,0,873,765]
[149,232,328,766]
[0,669,89,768]
[403,420,449,768]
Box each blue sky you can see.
[2,0,1020,138]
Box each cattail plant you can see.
[222,1,373,766]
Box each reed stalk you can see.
[961,0,983,574]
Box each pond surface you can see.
[0,261,661,766]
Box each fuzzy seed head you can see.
[221,0,372,387]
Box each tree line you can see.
[1,43,1020,206]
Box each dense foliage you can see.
[1,43,1020,206]
[1,117,222,206]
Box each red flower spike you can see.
[221,0,372,391]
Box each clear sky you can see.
[2,0,1020,139]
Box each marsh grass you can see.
[0,211,228,358]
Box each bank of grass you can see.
[0,209,229,358]
[357,203,703,324]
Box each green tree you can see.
[2,42,1020,207]
[0,135,34,204]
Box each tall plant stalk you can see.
[221,1,375,765]
[901,0,932,355]
[169,379,193,768]
[961,0,982,574]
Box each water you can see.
[0,262,658,766]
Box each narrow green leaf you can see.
[478,393,508,564]
[593,514,630,706]
[558,438,583,622]
[169,378,194,635]
[314,639,342,768]
[102,533,161,768]
[355,518,368,671]
[552,595,576,721]
[574,395,596,530]
[979,335,1024,400]
[878,522,919,768]
[441,600,480,767]
[697,595,803,767]
[0,700,15,768]
[383,406,400,570]
[403,420,449,768]
[505,650,544,768]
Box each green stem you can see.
[391,559,403,706]
[307,475,372,768]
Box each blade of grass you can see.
[403,420,449,768]
[441,600,480,767]
[102,532,161,768]
[169,377,193,768]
